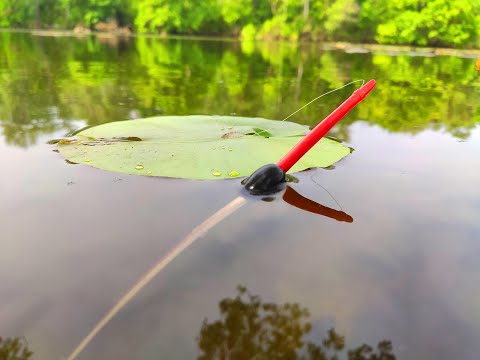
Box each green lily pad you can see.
[57,115,351,179]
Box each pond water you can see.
[1,31,480,359]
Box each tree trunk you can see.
[303,0,309,20]
[35,0,40,27]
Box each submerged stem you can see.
[66,196,247,360]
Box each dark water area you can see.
[1,31,480,359]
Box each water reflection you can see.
[1,32,480,148]
[198,286,395,360]
[0,337,32,360]
[1,32,479,358]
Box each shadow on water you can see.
[283,185,353,222]
[0,337,33,360]
[198,286,395,360]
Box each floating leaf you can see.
[57,116,351,179]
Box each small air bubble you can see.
[84,159,92,163]
[135,165,144,170]
[212,171,222,177]
[228,171,240,177]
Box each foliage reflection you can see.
[1,32,480,148]
[198,286,395,360]
[0,337,32,360]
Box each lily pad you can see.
[57,115,351,179]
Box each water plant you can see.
[64,80,376,360]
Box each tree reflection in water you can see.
[198,286,395,360]
[2,32,480,148]
[0,337,32,360]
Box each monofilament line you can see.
[310,172,344,211]
[281,79,365,122]
[251,80,365,138]
[66,196,247,360]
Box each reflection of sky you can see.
[1,123,480,359]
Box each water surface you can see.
[1,32,480,359]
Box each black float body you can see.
[242,164,286,195]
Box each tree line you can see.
[1,0,480,48]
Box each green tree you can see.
[363,0,480,47]
[220,0,253,27]
[323,0,360,40]
[2,0,480,49]
[0,0,34,27]
[135,0,221,34]
[0,0,135,29]
[257,0,307,40]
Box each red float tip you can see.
[277,79,377,173]
[355,79,376,100]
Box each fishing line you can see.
[278,80,366,207]
[67,79,369,359]
[310,171,344,211]
[66,196,247,360]
[253,79,365,137]
[281,79,365,122]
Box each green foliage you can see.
[257,0,307,41]
[135,0,221,34]
[1,0,480,47]
[369,0,480,47]
[240,23,257,40]
[324,0,360,40]
[0,0,35,27]
[258,17,300,41]
[0,0,135,29]
[220,0,252,26]
[82,0,119,26]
